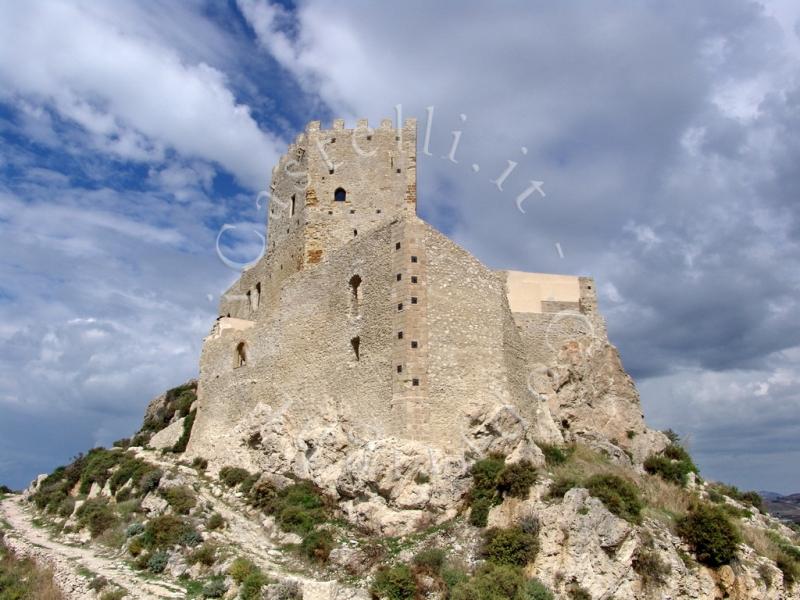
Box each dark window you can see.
[397,365,402,373]
[396,168,401,173]
[411,276,418,284]
[329,168,334,175]
[354,229,358,237]
[351,336,360,361]
[411,256,418,263]
[395,242,401,250]
[349,275,362,304]
[398,332,403,339]
[411,341,418,348]
[235,342,247,368]
[350,209,355,214]
[291,194,296,216]
[334,187,346,202]
[396,273,402,281]
[411,297,418,304]
[376,209,382,214]
[398,303,403,311]
[412,378,420,386]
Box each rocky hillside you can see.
[0,380,798,599]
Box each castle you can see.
[187,119,655,528]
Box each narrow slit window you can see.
[291,194,296,216]
[349,274,363,307]
[351,336,360,361]
[254,283,261,310]
[354,229,358,237]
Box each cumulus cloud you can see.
[0,0,284,189]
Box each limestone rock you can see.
[149,416,186,450]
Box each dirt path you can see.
[0,495,184,599]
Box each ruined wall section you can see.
[303,118,417,267]
[189,219,400,465]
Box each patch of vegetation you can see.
[147,551,169,574]
[450,563,552,600]
[108,454,159,496]
[481,526,539,567]
[548,475,579,500]
[371,564,417,600]
[200,577,227,598]
[643,443,698,486]
[141,382,197,434]
[633,547,671,588]
[566,584,591,600]
[228,558,268,600]
[707,482,763,510]
[188,542,217,567]
[76,498,119,538]
[99,589,127,600]
[413,548,446,572]
[79,448,121,494]
[777,551,799,588]
[207,512,225,530]
[246,480,330,535]
[467,454,507,527]
[538,443,572,466]
[171,409,196,454]
[677,504,741,567]
[0,532,64,599]
[496,460,538,499]
[191,457,208,471]
[161,485,197,515]
[301,529,334,563]
[585,474,643,524]
[218,466,250,488]
[142,514,196,549]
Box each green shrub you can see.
[188,542,217,567]
[207,512,225,530]
[644,444,698,486]
[76,498,118,538]
[138,469,162,495]
[450,563,524,600]
[229,557,259,584]
[538,444,571,466]
[277,505,318,535]
[522,578,555,600]
[108,454,155,495]
[57,496,75,518]
[141,382,196,433]
[247,480,277,511]
[171,410,196,454]
[633,547,671,588]
[301,529,334,563]
[677,504,741,567]
[88,575,108,591]
[413,548,446,573]
[162,485,196,515]
[127,536,143,557]
[147,551,169,573]
[125,522,144,537]
[371,564,416,600]
[218,466,250,488]
[467,454,506,527]
[469,497,492,527]
[707,482,763,510]
[777,552,799,588]
[240,570,268,600]
[239,473,260,496]
[79,448,121,494]
[142,514,192,549]
[441,565,469,590]
[192,457,208,471]
[585,474,643,523]
[201,578,227,598]
[496,461,538,499]
[548,476,579,500]
[179,529,203,547]
[481,526,539,567]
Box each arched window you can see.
[235,342,247,368]
[334,187,346,202]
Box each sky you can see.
[0,0,799,494]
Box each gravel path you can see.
[0,495,184,599]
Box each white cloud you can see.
[0,0,284,189]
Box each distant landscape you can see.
[761,491,800,524]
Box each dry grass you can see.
[741,525,780,562]
[0,533,64,599]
